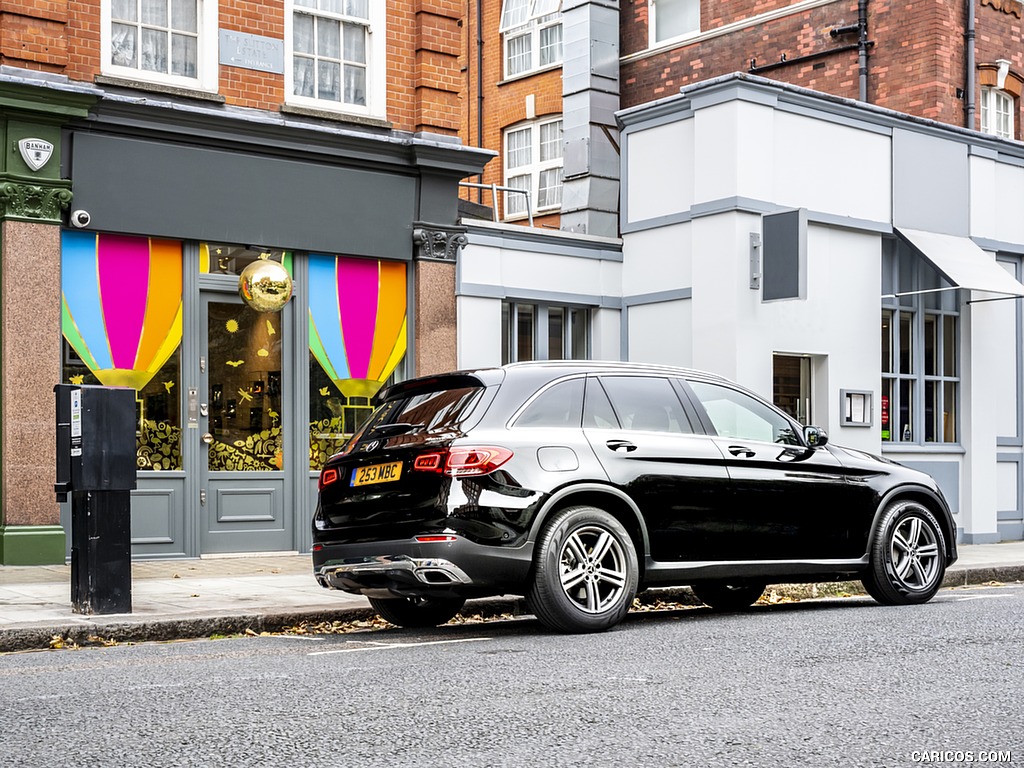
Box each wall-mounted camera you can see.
[70,210,91,228]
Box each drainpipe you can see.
[476,0,484,202]
[857,0,868,102]
[965,0,976,129]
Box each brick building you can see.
[0,0,490,563]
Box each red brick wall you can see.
[7,0,458,136]
[620,0,1012,133]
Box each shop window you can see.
[60,231,185,470]
[650,0,700,46]
[286,0,386,118]
[500,0,562,79]
[881,239,959,444]
[308,254,407,469]
[502,301,588,363]
[981,87,1015,140]
[102,0,218,90]
[504,117,563,220]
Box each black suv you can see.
[312,362,957,633]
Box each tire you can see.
[691,581,766,611]
[527,505,639,633]
[861,500,947,606]
[367,595,466,628]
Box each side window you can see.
[513,378,584,428]
[599,376,693,433]
[688,381,800,445]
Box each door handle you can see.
[201,432,215,445]
[728,445,756,458]
[606,439,637,453]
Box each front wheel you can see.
[691,581,765,611]
[862,500,946,605]
[367,595,466,628]
[527,505,639,634]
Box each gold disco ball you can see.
[239,260,293,312]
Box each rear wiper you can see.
[368,422,422,437]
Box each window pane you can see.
[141,27,167,72]
[171,33,197,77]
[142,0,166,26]
[111,23,138,67]
[295,0,315,7]
[538,168,562,208]
[318,60,341,100]
[501,0,530,30]
[899,311,913,373]
[294,13,314,54]
[507,128,531,169]
[570,308,588,358]
[655,0,699,42]
[516,304,535,362]
[320,0,342,12]
[539,120,562,161]
[505,174,529,216]
[171,0,197,32]
[293,57,315,97]
[881,309,893,374]
[602,377,693,434]
[514,379,584,428]
[344,22,366,63]
[881,378,893,441]
[501,302,511,364]
[344,64,366,105]
[924,314,937,376]
[534,0,562,16]
[925,380,938,442]
[548,307,565,359]
[506,32,531,76]
[112,0,137,22]
[689,381,797,444]
[318,18,341,58]
[944,381,957,442]
[584,378,619,429]
[943,315,956,377]
[539,23,562,66]
[345,0,369,19]
[899,378,913,441]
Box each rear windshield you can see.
[364,385,491,437]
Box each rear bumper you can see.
[312,536,534,600]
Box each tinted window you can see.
[371,386,487,434]
[583,377,619,429]
[513,378,584,428]
[599,376,693,433]
[688,381,800,445]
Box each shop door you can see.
[199,294,291,553]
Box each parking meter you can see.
[54,384,137,614]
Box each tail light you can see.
[319,467,340,489]
[414,446,513,477]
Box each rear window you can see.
[365,385,491,436]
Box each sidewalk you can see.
[1,542,1023,653]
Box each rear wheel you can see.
[691,581,765,611]
[367,595,466,628]
[862,500,946,605]
[527,505,639,633]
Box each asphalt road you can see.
[1,584,1021,768]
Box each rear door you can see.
[682,379,862,560]
[582,375,732,562]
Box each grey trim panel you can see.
[457,282,622,309]
[463,222,623,261]
[70,132,417,256]
[623,288,692,306]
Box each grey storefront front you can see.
[0,74,489,563]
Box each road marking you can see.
[955,594,1016,601]
[308,637,490,656]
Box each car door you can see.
[682,379,864,561]
[582,375,732,562]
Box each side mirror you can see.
[804,425,829,448]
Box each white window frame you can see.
[101,0,218,91]
[500,0,562,80]
[284,0,387,119]
[981,86,1015,140]
[503,117,563,221]
[649,0,700,48]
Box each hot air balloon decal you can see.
[61,231,183,392]
[308,254,407,399]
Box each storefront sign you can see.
[219,30,285,74]
[18,138,53,171]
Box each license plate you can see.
[350,461,403,487]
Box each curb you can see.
[1,565,1021,654]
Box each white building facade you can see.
[458,73,1024,544]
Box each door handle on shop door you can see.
[201,432,215,445]
[606,439,637,453]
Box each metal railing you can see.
[459,181,534,226]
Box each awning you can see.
[893,228,1024,298]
